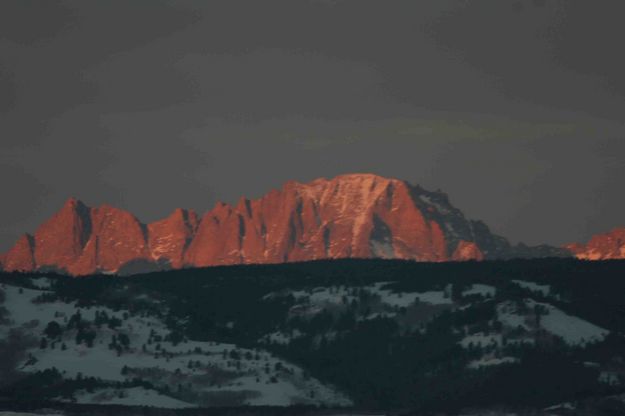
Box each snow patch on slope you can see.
[527,299,608,346]
[462,284,496,297]
[370,239,394,259]
[468,356,518,369]
[496,298,608,346]
[72,386,194,408]
[512,280,550,296]
[367,282,453,307]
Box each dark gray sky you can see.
[1,0,625,251]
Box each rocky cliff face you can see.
[0,201,197,275]
[148,208,198,269]
[566,228,625,260]
[67,204,152,275]
[33,198,91,270]
[3,234,36,272]
[0,173,570,275]
[184,174,454,266]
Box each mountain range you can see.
[0,173,621,276]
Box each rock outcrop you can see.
[3,234,36,272]
[566,228,625,260]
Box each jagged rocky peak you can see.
[184,173,485,267]
[148,208,199,269]
[33,197,92,270]
[0,173,574,276]
[566,228,625,260]
[88,204,149,268]
[3,234,36,272]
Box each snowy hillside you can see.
[0,277,350,408]
[2,258,625,413]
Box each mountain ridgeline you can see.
[0,173,586,276]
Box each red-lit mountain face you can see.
[565,228,625,260]
[0,173,569,276]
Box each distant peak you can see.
[170,207,186,217]
[96,203,131,213]
[333,172,394,181]
[313,173,398,184]
[293,173,407,190]
[63,197,87,208]
[18,233,34,244]
[167,207,198,223]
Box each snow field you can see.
[0,282,351,408]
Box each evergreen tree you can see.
[44,321,62,339]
